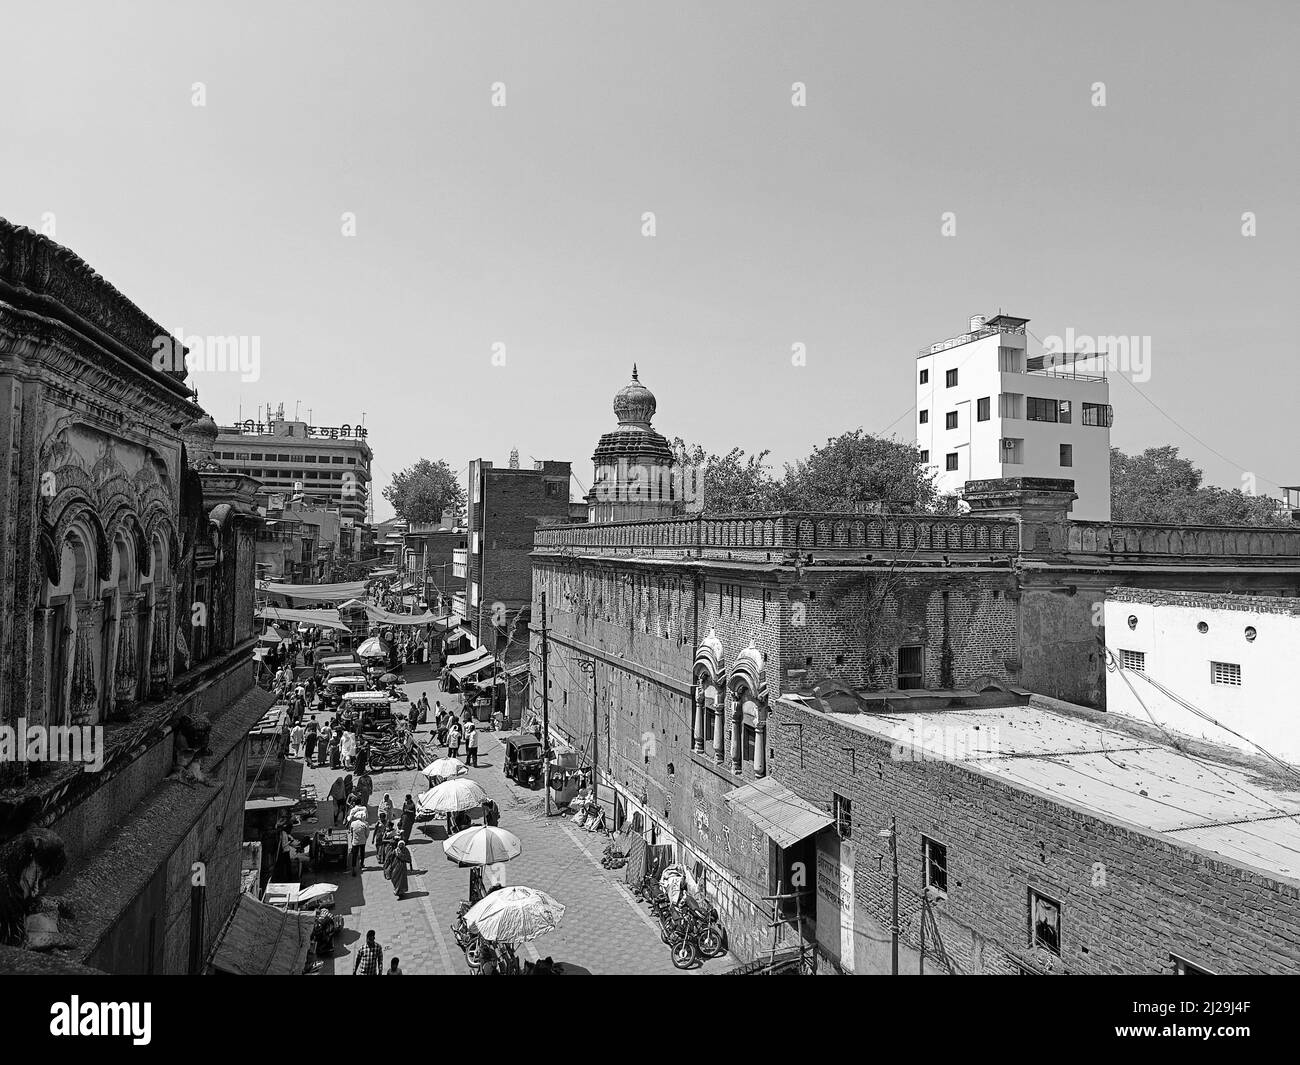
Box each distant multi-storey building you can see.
[460,457,575,653]
[916,314,1112,521]
[215,409,373,528]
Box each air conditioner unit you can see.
[1001,439,1017,450]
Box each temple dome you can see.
[613,364,656,428]
[593,365,673,466]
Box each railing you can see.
[1068,521,1300,559]
[533,512,1021,555]
[916,323,1026,358]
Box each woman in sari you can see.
[384,838,414,898]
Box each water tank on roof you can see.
[970,315,988,332]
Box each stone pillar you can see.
[731,692,743,775]
[114,592,143,713]
[150,595,171,699]
[755,702,767,777]
[30,608,52,729]
[692,682,706,754]
[713,691,726,765]
[70,603,102,726]
[963,476,1078,555]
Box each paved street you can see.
[290,665,729,975]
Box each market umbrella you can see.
[357,636,391,659]
[464,886,564,945]
[378,673,401,685]
[443,826,522,867]
[417,777,488,814]
[422,758,466,779]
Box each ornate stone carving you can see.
[69,608,100,726]
[171,712,214,785]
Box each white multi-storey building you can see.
[1104,588,1300,766]
[915,314,1112,521]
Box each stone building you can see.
[0,219,269,973]
[586,365,684,522]
[530,511,1025,961]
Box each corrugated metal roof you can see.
[724,776,833,848]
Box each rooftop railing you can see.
[1068,521,1300,559]
[534,512,1021,556]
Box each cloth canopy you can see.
[364,604,445,627]
[451,657,496,683]
[256,606,350,633]
[208,894,313,975]
[258,580,368,603]
[446,646,492,668]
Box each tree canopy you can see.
[673,430,936,514]
[382,458,465,525]
[1110,446,1288,526]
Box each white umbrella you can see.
[357,636,390,659]
[444,826,522,867]
[417,777,488,814]
[422,758,467,779]
[464,886,565,945]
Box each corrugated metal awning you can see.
[724,777,833,849]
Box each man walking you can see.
[353,930,383,976]
[348,808,370,877]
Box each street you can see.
[293,665,729,975]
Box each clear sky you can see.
[2,0,1295,521]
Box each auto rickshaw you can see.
[501,734,544,789]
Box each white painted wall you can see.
[916,326,1112,520]
[1104,599,1298,765]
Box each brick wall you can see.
[768,698,1300,975]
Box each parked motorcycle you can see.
[310,909,344,957]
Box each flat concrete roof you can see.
[783,699,1300,885]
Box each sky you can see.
[2,0,1296,521]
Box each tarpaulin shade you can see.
[209,894,314,975]
[451,657,496,682]
[446,646,492,668]
[256,607,350,633]
[258,580,368,603]
[364,605,444,627]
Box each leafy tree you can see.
[778,430,937,512]
[672,439,781,514]
[383,459,465,525]
[1111,446,1288,526]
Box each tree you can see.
[672,439,781,514]
[1111,446,1288,526]
[383,459,465,525]
[778,430,937,512]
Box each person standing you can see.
[384,838,413,898]
[328,729,341,770]
[305,719,319,766]
[290,721,305,759]
[353,930,383,976]
[348,809,370,876]
[399,794,417,843]
[466,723,479,768]
[355,771,374,810]
[447,720,461,759]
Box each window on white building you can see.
[945,368,958,387]
[1120,649,1145,672]
[1060,444,1073,467]
[998,393,1024,419]
[945,411,958,429]
[998,346,1024,372]
[1000,438,1024,464]
[945,453,959,471]
[1027,396,1059,422]
[919,368,929,384]
[1082,402,1113,427]
[1210,661,1241,686]
[977,397,990,421]
[919,409,929,424]
[919,450,929,463]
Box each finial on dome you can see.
[632,363,638,381]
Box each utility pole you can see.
[890,815,899,975]
[541,591,551,817]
